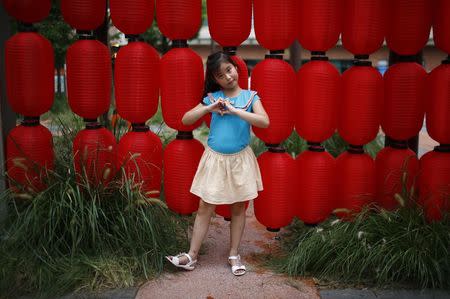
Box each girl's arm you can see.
[223,100,270,128]
[181,101,222,125]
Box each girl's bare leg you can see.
[229,201,247,257]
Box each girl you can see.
[165,51,269,276]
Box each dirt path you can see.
[136,206,319,299]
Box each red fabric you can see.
[254,0,296,50]
[215,201,249,220]
[375,147,419,210]
[66,40,111,119]
[251,58,295,144]
[61,0,105,30]
[433,0,450,54]
[73,127,117,186]
[335,152,376,219]
[161,48,204,131]
[2,0,50,23]
[164,139,204,215]
[382,62,426,140]
[296,60,340,143]
[297,0,342,52]
[296,150,336,225]
[254,151,295,230]
[207,0,251,47]
[426,63,450,144]
[118,131,163,198]
[386,0,431,55]
[231,55,248,90]
[156,0,201,40]
[6,124,54,193]
[342,0,385,55]
[5,32,54,116]
[419,150,450,222]
[110,0,153,34]
[339,65,382,145]
[115,42,160,123]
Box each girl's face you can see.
[213,62,239,90]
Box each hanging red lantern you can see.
[207,0,251,47]
[164,135,203,215]
[255,149,296,231]
[5,32,54,116]
[215,202,250,221]
[61,0,105,30]
[419,148,450,222]
[66,39,111,120]
[382,62,426,141]
[296,59,340,143]
[109,0,154,35]
[339,64,382,146]
[161,47,204,131]
[251,57,295,145]
[6,121,54,193]
[335,150,376,219]
[426,62,450,144]
[386,0,431,55]
[156,0,201,40]
[342,0,385,55]
[297,0,342,52]
[73,125,116,186]
[115,42,160,124]
[375,146,419,210]
[231,55,248,90]
[2,0,51,23]
[254,0,296,51]
[296,148,336,225]
[118,129,163,198]
[433,0,450,54]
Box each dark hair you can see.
[203,51,238,97]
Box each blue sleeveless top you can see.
[202,90,260,154]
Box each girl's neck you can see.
[222,86,242,98]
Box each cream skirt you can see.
[190,146,263,205]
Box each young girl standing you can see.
[166,51,269,276]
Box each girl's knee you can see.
[198,199,216,216]
[231,201,246,216]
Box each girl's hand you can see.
[220,99,237,115]
[206,99,223,114]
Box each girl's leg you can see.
[229,201,247,257]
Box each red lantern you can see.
[5,32,54,116]
[61,0,106,30]
[66,40,111,120]
[426,63,450,144]
[6,122,54,193]
[296,149,336,225]
[254,0,296,51]
[342,0,385,55]
[118,129,163,198]
[73,125,116,185]
[2,0,51,23]
[251,58,295,144]
[156,0,201,40]
[433,0,450,54]
[382,62,426,141]
[298,0,342,52]
[215,202,249,220]
[386,0,431,55]
[109,0,154,35]
[207,0,251,47]
[419,149,450,222]
[375,146,419,210]
[161,47,204,131]
[231,55,248,90]
[335,151,376,219]
[296,59,340,143]
[255,150,295,230]
[115,42,160,123]
[339,64,382,145]
[164,137,204,215]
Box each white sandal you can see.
[228,255,246,276]
[165,252,197,271]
